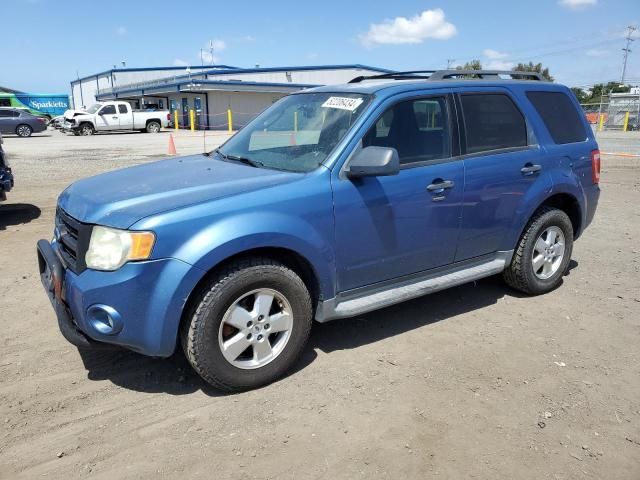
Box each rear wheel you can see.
[181,257,313,392]
[503,207,574,295]
[146,121,161,133]
[16,124,33,137]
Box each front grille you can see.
[55,208,91,274]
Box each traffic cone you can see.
[168,133,177,155]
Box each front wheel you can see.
[78,123,94,136]
[181,257,313,392]
[503,207,574,295]
[146,121,161,133]
[16,124,33,137]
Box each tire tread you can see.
[181,257,312,392]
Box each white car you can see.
[64,101,170,135]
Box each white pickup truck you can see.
[63,101,170,135]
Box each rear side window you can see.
[118,104,128,114]
[526,91,587,144]
[460,93,527,154]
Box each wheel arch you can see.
[177,246,322,346]
[510,192,583,252]
[537,193,582,238]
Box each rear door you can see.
[117,103,133,130]
[454,88,552,261]
[332,93,465,292]
[94,104,119,131]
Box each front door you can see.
[332,95,464,292]
[181,98,189,128]
[194,97,202,130]
[95,104,119,130]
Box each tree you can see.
[570,87,589,103]
[514,62,554,82]
[586,82,630,103]
[455,60,483,71]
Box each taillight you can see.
[591,149,600,184]
[167,113,171,121]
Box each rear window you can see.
[526,91,587,144]
[460,93,527,154]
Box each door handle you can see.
[521,163,542,176]
[427,179,455,193]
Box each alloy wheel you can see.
[218,288,293,369]
[532,226,565,279]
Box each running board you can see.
[315,251,511,323]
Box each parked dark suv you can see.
[0,108,47,137]
[0,132,14,200]
[38,70,600,391]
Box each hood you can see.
[63,109,88,120]
[58,154,302,228]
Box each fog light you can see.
[86,304,123,335]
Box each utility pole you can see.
[621,25,636,84]
[446,59,455,69]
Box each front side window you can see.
[86,104,103,114]
[363,96,451,165]
[218,92,371,172]
[100,105,116,115]
[460,93,527,154]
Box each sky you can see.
[2,0,639,93]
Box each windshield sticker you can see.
[322,97,364,111]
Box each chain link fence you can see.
[581,94,640,132]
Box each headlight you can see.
[85,226,155,271]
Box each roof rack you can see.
[348,69,545,83]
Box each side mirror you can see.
[346,146,400,178]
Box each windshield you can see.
[86,103,103,114]
[217,92,371,172]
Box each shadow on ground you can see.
[0,203,41,230]
[77,272,549,396]
[76,259,579,396]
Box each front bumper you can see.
[37,239,203,356]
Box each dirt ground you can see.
[1,129,639,480]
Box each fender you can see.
[504,168,585,250]
[145,209,336,301]
[502,172,553,250]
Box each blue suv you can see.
[37,70,600,391]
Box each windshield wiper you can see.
[216,150,264,168]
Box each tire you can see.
[15,124,33,137]
[78,123,94,136]
[503,207,574,295]
[146,121,161,133]
[181,257,313,392]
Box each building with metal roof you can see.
[70,64,393,129]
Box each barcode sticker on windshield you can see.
[322,97,364,111]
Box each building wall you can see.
[163,91,284,129]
